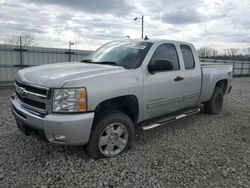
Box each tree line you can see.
[197,47,250,61]
[4,33,36,47]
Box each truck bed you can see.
[199,62,233,103]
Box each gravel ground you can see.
[0,77,250,187]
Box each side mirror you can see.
[148,59,173,74]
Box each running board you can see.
[143,108,200,130]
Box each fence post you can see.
[69,42,71,62]
[19,36,23,69]
[248,63,250,76]
[68,41,74,62]
[241,62,244,76]
[233,62,235,77]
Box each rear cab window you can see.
[180,45,195,69]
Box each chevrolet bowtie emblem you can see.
[17,87,26,98]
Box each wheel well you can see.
[215,79,228,94]
[94,95,139,123]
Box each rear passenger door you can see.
[180,44,202,107]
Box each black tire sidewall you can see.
[204,87,224,114]
[87,110,135,158]
[212,88,223,113]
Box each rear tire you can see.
[203,87,224,114]
[87,110,135,159]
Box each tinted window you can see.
[150,44,180,71]
[180,45,195,69]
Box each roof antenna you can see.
[144,35,149,40]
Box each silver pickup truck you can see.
[11,39,233,158]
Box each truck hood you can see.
[16,62,127,88]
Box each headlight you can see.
[52,88,87,112]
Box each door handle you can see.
[174,76,184,81]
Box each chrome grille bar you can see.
[14,81,47,101]
[14,80,49,114]
[15,96,47,115]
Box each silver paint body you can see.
[11,39,233,145]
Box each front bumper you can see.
[11,95,94,145]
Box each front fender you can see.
[63,69,144,122]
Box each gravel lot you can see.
[0,77,250,187]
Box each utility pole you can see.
[19,35,23,69]
[134,15,144,39]
[69,41,74,62]
[141,15,144,39]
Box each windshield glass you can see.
[83,41,153,69]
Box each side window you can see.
[150,44,180,71]
[180,45,195,69]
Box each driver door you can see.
[143,43,185,119]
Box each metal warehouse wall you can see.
[0,44,92,84]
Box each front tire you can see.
[203,87,224,114]
[87,110,135,159]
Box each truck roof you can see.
[119,38,194,47]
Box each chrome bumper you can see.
[11,95,94,145]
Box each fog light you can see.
[54,135,66,142]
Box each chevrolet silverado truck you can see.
[11,39,233,158]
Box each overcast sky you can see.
[0,0,250,50]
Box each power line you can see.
[144,21,178,40]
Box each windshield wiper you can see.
[81,60,120,67]
[93,61,118,66]
[80,59,92,63]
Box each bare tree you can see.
[197,47,219,58]
[5,33,36,46]
[224,48,239,59]
[246,48,250,56]
[198,46,250,61]
[246,48,250,60]
[211,48,219,57]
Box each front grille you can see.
[16,92,46,109]
[14,80,49,114]
[15,80,47,96]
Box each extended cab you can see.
[11,39,233,158]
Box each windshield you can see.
[82,41,153,69]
